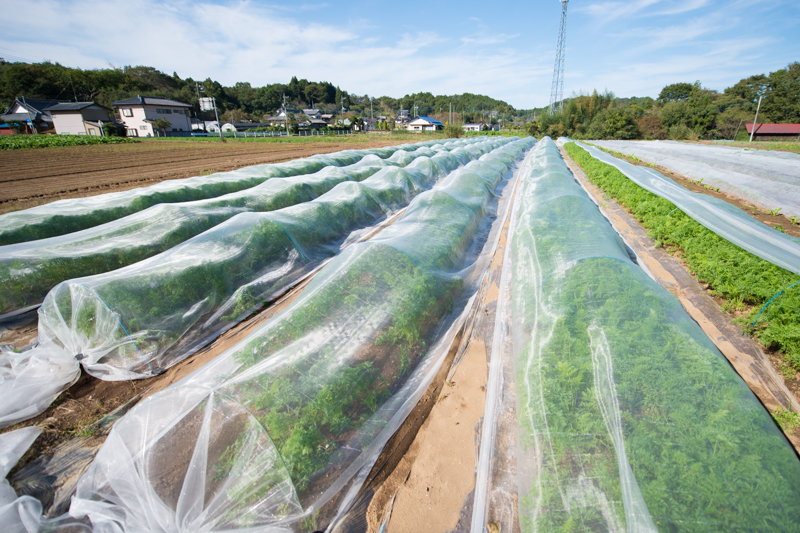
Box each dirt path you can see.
[0,138,410,214]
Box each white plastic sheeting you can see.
[0,140,488,318]
[567,139,800,276]
[473,138,800,532]
[0,142,456,246]
[0,427,92,533]
[67,138,534,532]
[590,139,800,218]
[0,139,515,429]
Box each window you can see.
[127,128,138,137]
[140,125,149,130]
[156,109,172,114]
[122,108,133,117]
[88,128,98,136]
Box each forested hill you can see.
[0,61,515,120]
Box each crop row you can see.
[0,140,500,317]
[563,141,800,373]
[0,138,459,245]
[0,134,138,151]
[0,138,515,429]
[68,138,534,531]
[511,138,800,531]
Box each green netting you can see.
[510,138,800,532]
[67,137,535,532]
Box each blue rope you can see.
[753,281,800,326]
[656,207,681,231]
[76,284,155,373]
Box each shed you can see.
[745,123,800,141]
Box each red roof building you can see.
[745,123,800,140]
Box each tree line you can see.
[0,60,517,124]
[531,62,799,140]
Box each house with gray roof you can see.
[112,95,192,137]
[45,102,115,136]
[1,97,69,133]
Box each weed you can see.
[773,408,800,431]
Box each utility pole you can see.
[195,82,206,132]
[370,97,373,121]
[549,0,569,114]
[284,93,289,136]
[213,98,224,142]
[69,76,78,102]
[749,95,763,142]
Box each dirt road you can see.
[0,138,410,214]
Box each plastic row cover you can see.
[0,138,517,428]
[0,427,91,532]
[504,138,800,531]
[69,138,534,532]
[0,138,500,316]
[590,139,800,218]
[566,139,800,276]
[0,138,464,246]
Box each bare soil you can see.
[0,138,410,214]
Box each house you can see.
[112,95,192,137]
[320,113,334,123]
[462,123,482,132]
[308,119,328,130]
[265,110,289,126]
[303,109,322,120]
[1,97,68,133]
[44,102,114,136]
[745,123,800,141]
[407,115,444,132]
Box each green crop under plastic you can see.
[564,142,800,371]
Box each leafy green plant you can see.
[0,134,137,150]
[773,408,800,431]
[564,142,800,371]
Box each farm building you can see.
[745,123,800,141]
[463,123,482,132]
[407,115,444,132]
[44,102,115,136]
[112,95,192,137]
[1,97,68,133]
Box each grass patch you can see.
[773,407,800,431]
[0,134,137,150]
[564,141,800,370]
[707,140,800,155]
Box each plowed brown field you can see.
[0,138,409,214]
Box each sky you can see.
[0,0,798,109]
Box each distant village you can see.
[0,95,504,137]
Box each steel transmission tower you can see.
[549,0,569,114]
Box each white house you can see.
[45,102,113,135]
[407,116,444,132]
[112,95,192,137]
[462,123,482,132]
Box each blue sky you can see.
[0,0,797,108]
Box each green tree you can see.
[151,117,171,136]
[657,82,694,103]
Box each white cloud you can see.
[0,0,555,107]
